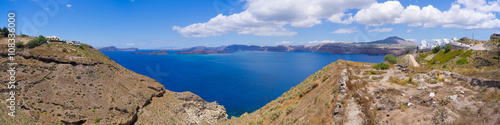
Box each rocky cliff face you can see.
[0,42,227,124]
[223,60,500,125]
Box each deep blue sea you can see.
[102,51,385,118]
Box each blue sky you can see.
[1,0,499,49]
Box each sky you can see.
[1,0,500,49]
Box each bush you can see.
[79,45,85,50]
[62,48,67,52]
[433,46,441,53]
[373,63,390,70]
[384,54,397,64]
[26,35,48,48]
[405,49,411,55]
[456,58,468,65]
[15,42,24,48]
[444,45,452,53]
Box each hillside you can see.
[367,36,418,46]
[223,60,500,124]
[96,46,139,52]
[0,41,227,124]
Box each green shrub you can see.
[76,76,81,79]
[370,70,376,75]
[15,42,24,48]
[26,35,48,48]
[62,48,67,52]
[384,54,397,64]
[444,45,452,53]
[373,63,390,70]
[433,46,441,53]
[79,45,85,50]
[95,119,100,123]
[456,58,468,65]
[437,78,444,82]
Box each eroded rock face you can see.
[0,43,227,124]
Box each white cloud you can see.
[368,28,393,32]
[307,40,336,44]
[174,0,376,37]
[275,41,291,44]
[407,29,414,32]
[457,0,500,13]
[66,4,72,8]
[354,1,404,25]
[331,28,357,34]
[354,1,500,29]
[126,43,135,46]
[174,0,500,37]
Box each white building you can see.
[46,36,60,40]
[418,37,472,49]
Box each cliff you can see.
[223,60,500,124]
[170,36,418,55]
[97,46,139,52]
[0,42,227,124]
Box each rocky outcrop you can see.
[491,33,500,41]
[0,42,227,124]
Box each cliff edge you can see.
[0,41,227,124]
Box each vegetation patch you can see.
[384,54,397,64]
[460,50,473,58]
[373,63,390,70]
[428,50,463,65]
[456,58,469,65]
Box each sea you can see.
[101,50,385,118]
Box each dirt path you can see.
[345,98,363,125]
[408,55,420,67]
[470,43,487,50]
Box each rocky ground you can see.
[0,42,227,124]
[222,60,500,125]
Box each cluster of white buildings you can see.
[418,37,472,49]
[46,35,80,46]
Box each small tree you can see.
[432,46,441,53]
[444,45,452,53]
[2,27,9,37]
[384,54,397,64]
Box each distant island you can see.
[163,36,419,55]
[131,51,169,55]
[97,46,139,52]
[174,49,233,54]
